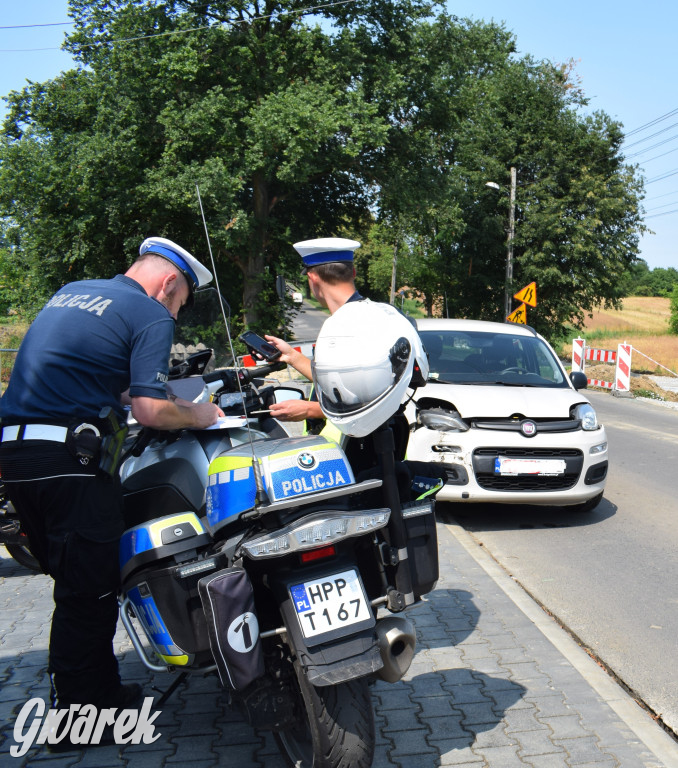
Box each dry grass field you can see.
[561,297,678,401]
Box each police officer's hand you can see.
[187,401,224,429]
[265,335,312,380]
[269,399,323,422]
[263,336,296,363]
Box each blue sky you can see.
[1,0,677,270]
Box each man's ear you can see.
[161,272,178,295]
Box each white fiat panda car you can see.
[408,319,608,512]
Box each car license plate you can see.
[495,457,566,476]
[289,569,372,642]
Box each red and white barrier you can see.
[615,343,632,393]
[572,337,585,372]
[586,348,617,363]
[571,338,632,394]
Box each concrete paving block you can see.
[454,699,500,727]
[388,727,438,757]
[539,714,593,740]
[522,754,571,768]
[499,705,547,732]
[433,739,484,765]
[420,713,468,741]
[473,743,527,767]
[552,735,614,765]
[372,683,417,710]
[514,727,568,757]
[212,741,286,767]
[530,694,574,719]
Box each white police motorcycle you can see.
[117,299,443,768]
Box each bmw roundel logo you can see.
[297,451,317,470]
[521,420,537,437]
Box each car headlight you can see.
[573,403,599,431]
[418,408,469,432]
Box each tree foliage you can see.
[621,260,678,297]
[0,1,646,342]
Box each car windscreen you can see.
[419,329,568,388]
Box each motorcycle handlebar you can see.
[202,361,286,389]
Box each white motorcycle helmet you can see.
[312,300,429,438]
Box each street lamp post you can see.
[486,166,517,319]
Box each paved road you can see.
[291,299,326,341]
[447,391,678,736]
[2,515,678,766]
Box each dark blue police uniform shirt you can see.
[0,275,175,425]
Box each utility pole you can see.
[505,166,517,319]
[389,238,399,305]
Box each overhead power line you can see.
[644,199,678,213]
[623,120,678,150]
[645,208,678,219]
[624,107,678,139]
[645,188,678,202]
[645,168,678,185]
[0,0,356,52]
[626,135,678,160]
[0,22,73,29]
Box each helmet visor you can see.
[313,337,411,418]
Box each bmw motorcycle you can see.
[117,351,442,767]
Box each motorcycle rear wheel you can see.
[274,662,375,768]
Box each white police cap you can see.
[139,236,213,292]
[294,237,361,274]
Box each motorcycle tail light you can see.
[241,508,390,560]
[300,545,336,563]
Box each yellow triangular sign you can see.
[514,281,537,307]
[507,303,527,324]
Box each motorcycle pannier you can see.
[119,512,221,667]
[198,568,264,691]
[401,500,439,598]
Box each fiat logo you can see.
[521,420,537,437]
[297,452,317,470]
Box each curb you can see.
[443,518,678,766]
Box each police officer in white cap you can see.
[0,236,223,743]
[265,237,362,427]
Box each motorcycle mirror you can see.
[273,387,304,404]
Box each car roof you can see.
[416,318,537,338]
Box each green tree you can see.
[431,56,646,340]
[669,283,678,335]
[1,0,418,326]
[0,3,646,341]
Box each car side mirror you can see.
[570,371,588,390]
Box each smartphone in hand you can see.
[239,331,282,362]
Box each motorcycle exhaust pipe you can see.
[375,616,416,683]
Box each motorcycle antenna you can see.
[196,184,270,507]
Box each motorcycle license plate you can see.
[289,569,373,643]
